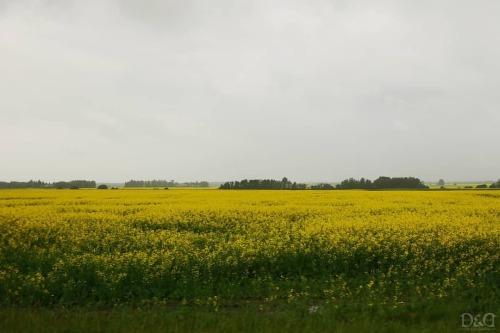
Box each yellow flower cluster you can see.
[0,189,498,306]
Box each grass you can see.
[0,301,475,333]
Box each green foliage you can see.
[310,183,334,190]
[372,176,427,189]
[336,177,372,189]
[53,180,96,189]
[336,177,427,190]
[0,180,49,189]
[125,180,209,188]
[0,180,96,189]
[220,177,307,190]
[0,303,473,333]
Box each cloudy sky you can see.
[1,0,499,183]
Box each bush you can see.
[476,184,488,189]
[97,184,108,190]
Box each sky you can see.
[1,0,499,183]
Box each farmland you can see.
[0,189,499,332]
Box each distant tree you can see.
[373,177,427,189]
[124,179,207,188]
[0,180,50,188]
[373,176,391,189]
[124,180,144,187]
[69,180,96,188]
[335,177,375,189]
[180,181,210,187]
[311,183,334,190]
[51,180,95,189]
[97,184,108,189]
[281,177,291,189]
[53,181,70,189]
[219,177,306,190]
[335,176,427,190]
[476,184,488,189]
[438,179,445,186]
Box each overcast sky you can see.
[1,0,499,183]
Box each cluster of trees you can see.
[181,181,210,188]
[53,180,96,189]
[373,176,428,189]
[2,177,497,190]
[0,180,96,189]
[335,177,428,190]
[482,180,500,188]
[310,183,335,190]
[220,177,307,190]
[0,180,49,188]
[125,180,175,188]
[440,179,500,189]
[124,180,209,188]
[220,176,429,190]
[335,178,373,189]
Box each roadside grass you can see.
[0,301,484,333]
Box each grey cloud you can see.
[1,0,499,182]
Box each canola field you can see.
[0,189,498,312]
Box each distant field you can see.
[427,183,495,189]
[0,189,498,332]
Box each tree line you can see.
[335,176,428,190]
[220,176,429,190]
[481,179,500,189]
[124,180,209,188]
[2,177,498,190]
[220,177,307,190]
[0,180,96,189]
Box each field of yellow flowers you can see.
[0,188,498,313]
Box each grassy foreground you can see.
[0,189,498,331]
[0,302,475,333]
